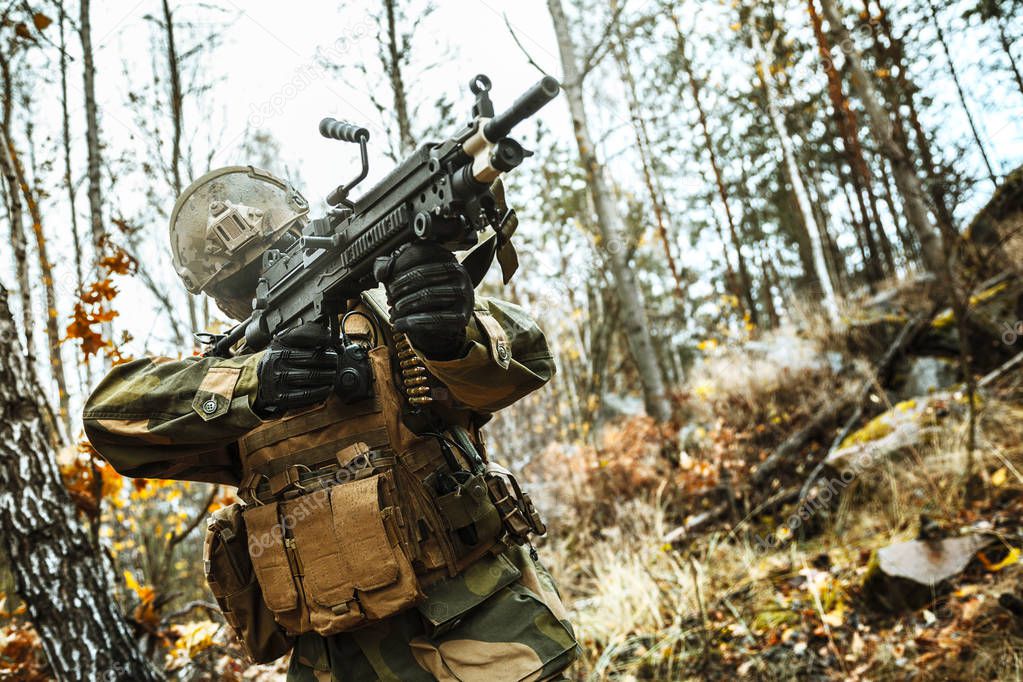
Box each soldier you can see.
[84,166,579,681]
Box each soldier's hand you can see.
[253,321,340,416]
[374,242,474,360]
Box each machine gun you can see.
[207,74,560,361]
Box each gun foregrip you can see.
[319,118,370,143]
[483,76,561,141]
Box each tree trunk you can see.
[870,0,956,238]
[0,50,37,374]
[668,9,757,323]
[7,127,71,437]
[819,0,945,275]
[834,155,875,282]
[79,0,112,366]
[160,0,198,338]
[807,2,891,281]
[80,0,105,253]
[57,1,89,393]
[383,0,415,156]
[547,0,672,423]
[0,129,35,370]
[609,3,686,304]
[926,0,998,187]
[752,30,840,320]
[0,285,162,682]
[807,162,848,297]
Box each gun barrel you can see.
[483,76,560,141]
[319,118,370,143]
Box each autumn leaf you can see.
[32,13,52,30]
[82,279,119,304]
[978,546,1020,572]
[98,249,137,275]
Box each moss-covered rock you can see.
[825,395,961,474]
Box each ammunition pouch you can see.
[203,503,294,663]
[242,469,422,637]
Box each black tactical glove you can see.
[374,241,474,360]
[253,321,340,416]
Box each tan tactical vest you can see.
[226,300,540,638]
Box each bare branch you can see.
[577,0,629,78]
[503,12,550,77]
[168,484,218,549]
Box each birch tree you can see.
[0,30,37,376]
[0,14,72,434]
[0,285,162,682]
[547,0,671,422]
[56,1,89,395]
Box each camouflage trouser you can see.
[286,545,579,681]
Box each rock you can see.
[843,309,908,359]
[918,273,1023,368]
[895,356,959,399]
[963,164,1023,278]
[863,534,991,611]
[598,393,646,419]
[825,397,947,474]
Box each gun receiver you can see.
[208,74,560,357]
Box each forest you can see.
[0,0,1022,679]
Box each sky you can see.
[95,0,575,204]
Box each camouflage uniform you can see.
[84,293,580,680]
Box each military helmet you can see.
[169,166,309,320]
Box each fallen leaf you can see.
[991,467,1008,487]
[978,546,1020,572]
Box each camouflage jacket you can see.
[83,296,554,486]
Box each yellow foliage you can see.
[693,380,714,400]
[165,621,221,670]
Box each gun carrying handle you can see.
[321,119,371,207]
[319,118,370,144]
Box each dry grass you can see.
[536,320,1023,681]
